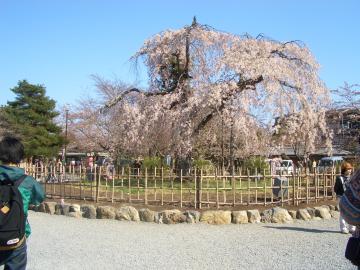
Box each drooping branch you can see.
[270,41,311,68]
[193,75,264,135]
[100,87,173,113]
[279,80,301,92]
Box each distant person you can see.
[0,136,45,270]
[88,156,94,169]
[133,158,142,169]
[312,160,317,173]
[334,162,355,234]
[105,159,115,180]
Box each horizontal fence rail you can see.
[23,164,339,209]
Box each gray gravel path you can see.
[24,211,355,270]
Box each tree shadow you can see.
[264,226,340,234]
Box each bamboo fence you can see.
[23,163,339,209]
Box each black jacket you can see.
[334,175,350,196]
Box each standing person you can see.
[312,160,317,173]
[334,162,355,234]
[339,169,360,268]
[0,136,45,270]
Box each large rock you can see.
[115,206,140,221]
[67,212,82,218]
[62,204,71,216]
[247,210,261,223]
[271,207,293,223]
[200,211,232,225]
[314,207,331,220]
[37,203,46,213]
[54,204,62,215]
[139,208,156,222]
[330,210,340,219]
[65,204,82,218]
[296,209,311,221]
[328,205,336,211]
[28,204,37,211]
[160,209,186,224]
[321,205,330,211]
[288,210,297,219]
[44,202,57,215]
[232,211,248,224]
[184,210,200,224]
[54,203,70,215]
[260,209,273,223]
[69,204,81,212]
[154,212,162,224]
[81,205,97,219]
[96,206,116,219]
[306,207,316,218]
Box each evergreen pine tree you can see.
[0,80,65,158]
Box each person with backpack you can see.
[0,136,45,270]
[339,168,360,267]
[334,161,355,234]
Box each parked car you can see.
[95,157,112,166]
[317,156,344,173]
[276,160,294,174]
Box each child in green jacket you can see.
[0,136,45,270]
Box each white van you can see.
[276,160,294,174]
[317,156,344,173]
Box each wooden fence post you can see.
[171,169,174,203]
[154,167,157,202]
[121,167,124,201]
[247,169,250,205]
[96,166,101,203]
[216,168,219,209]
[111,169,115,203]
[222,169,226,204]
[280,170,284,207]
[161,167,164,206]
[144,168,148,205]
[137,168,140,200]
[194,168,197,208]
[292,172,296,206]
[79,165,82,200]
[91,165,96,201]
[232,166,236,206]
[128,167,132,203]
[199,169,203,209]
[263,169,267,206]
[239,168,243,204]
[255,168,258,205]
[207,170,210,207]
[180,169,183,208]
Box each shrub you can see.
[192,159,214,171]
[142,156,168,170]
[242,156,269,174]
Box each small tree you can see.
[0,80,65,158]
[331,83,360,157]
[333,82,360,110]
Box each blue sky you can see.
[1,0,359,107]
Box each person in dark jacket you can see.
[334,162,355,233]
[0,136,45,270]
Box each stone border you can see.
[30,202,340,225]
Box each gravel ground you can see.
[22,211,355,270]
